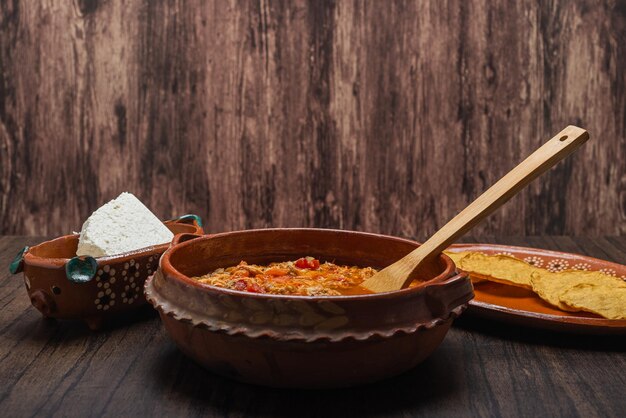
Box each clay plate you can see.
[146,228,474,388]
[448,244,626,334]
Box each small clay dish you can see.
[9,215,203,330]
[145,228,473,388]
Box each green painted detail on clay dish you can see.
[65,256,98,283]
[176,214,203,228]
[9,246,29,274]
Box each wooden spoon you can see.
[362,125,590,293]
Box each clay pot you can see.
[146,228,473,388]
[10,216,203,330]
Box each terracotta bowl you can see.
[145,228,473,388]
[9,216,203,330]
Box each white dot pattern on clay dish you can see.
[598,268,617,277]
[523,256,544,268]
[571,263,591,271]
[546,259,570,273]
[91,257,150,311]
[94,289,116,311]
[495,251,514,257]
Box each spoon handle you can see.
[363,125,589,292]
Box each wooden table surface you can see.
[1,235,624,417]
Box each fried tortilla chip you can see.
[530,270,626,313]
[559,283,626,320]
[450,252,539,289]
[444,251,486,283]
[444,251,472,266]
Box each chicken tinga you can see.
[192,257,379,296]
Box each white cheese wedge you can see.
[76,192,174,257]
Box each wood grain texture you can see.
[0,235,624,417]
[0,1,625,237]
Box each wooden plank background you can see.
[0,0,624,238]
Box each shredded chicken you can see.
[192,257,377,296]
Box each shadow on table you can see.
[454,315,626,352]
[6,304,158,344]
[153,342,462,417]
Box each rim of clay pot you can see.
[24,220,202,269]
[147,280,468,342]
[159,228,459,301]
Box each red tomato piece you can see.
[234,279,247,291]
[247,282,263,293]
[294,258,307,269]
[295,257,320,269]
